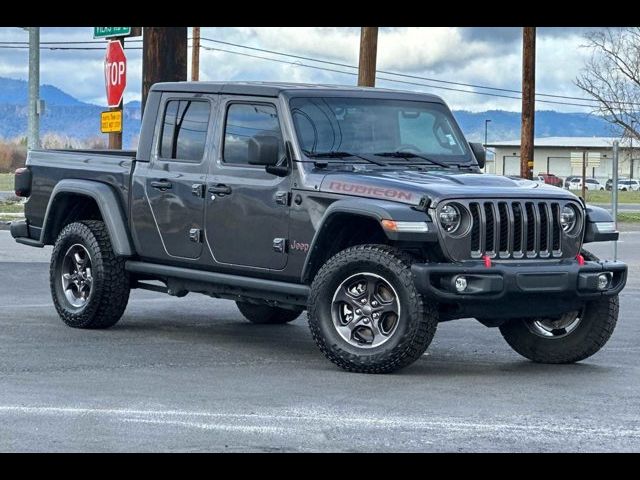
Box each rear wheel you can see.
[50,220,130,329]
[236,302,302,324]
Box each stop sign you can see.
[104,40,127,107]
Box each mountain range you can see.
[0,76,623,149]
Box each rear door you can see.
[144,94,215,260]
[204,96,290,270]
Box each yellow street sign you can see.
[101,110,122,133]
[527,161,534,168]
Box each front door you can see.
[145,95,214,260]
[205,98,290,270]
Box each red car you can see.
[537,173,563,187]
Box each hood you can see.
[319,169,577,207]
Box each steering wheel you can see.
[396,143,422,153]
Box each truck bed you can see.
[24,149,136,230]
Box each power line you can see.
[0,40,142,45]
[0,35,629,108]
[198,36,617,106]
[199,44,600,108]
[0,45,142,50]
[0,35,633,106]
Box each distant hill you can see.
[0,77,86,106]
[0,76,623,149]
[453,110,622,143]
[0,77,141,148]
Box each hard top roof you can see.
[150,81,445,102]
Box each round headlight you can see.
[560,205,577,233]
[439,204,461,233]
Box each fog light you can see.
[597,273,610,290]
[454,276,468,293]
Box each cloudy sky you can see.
[0,26,600,112]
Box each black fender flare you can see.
[300,198,435,283]
[40,179,135,256]
[583,204,619,243]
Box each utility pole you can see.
[27,27,40,150]
[612,141,619,261]
[520,27,536,180]
[484,119,491,148]
[581,150,587,200]
[142,27,188,111]
[357,27,378,87]
[191,27,200,81]
[630,122,635,179]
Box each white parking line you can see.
[1,405,639,439]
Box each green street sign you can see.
[94,27,131,39]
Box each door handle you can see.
[150,180,173,190]
[208,184,232,196]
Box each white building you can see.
[485,137,639,181]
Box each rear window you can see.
[159,100,211,162]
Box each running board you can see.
[125,261,310,301]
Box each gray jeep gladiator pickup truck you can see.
[11,81,627,373]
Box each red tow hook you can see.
[576,253,585,266]
[483,254,492,268]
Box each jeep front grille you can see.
[435,199,583,262]
[469,201,561,259]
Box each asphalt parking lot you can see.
[1,229,639,452]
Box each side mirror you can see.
[248,135,280,166]
[469,142,486,169]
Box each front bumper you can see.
[412,259,627,320]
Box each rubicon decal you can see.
[327,181,413,201]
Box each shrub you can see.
[0,142,27,173]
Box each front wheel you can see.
[500,249,618,363]
[307,245,438,373]
[499,295,618,363]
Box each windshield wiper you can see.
[373,151,452,169]
[303,150,388,166]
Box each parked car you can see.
[568,178,605,191]
[618,179,640,191]
[10,81,627,373]
[564,176,581,189]
[605,178,628,191]
[583,178,606,191]
[566,177,582,190]
[537,172,563,187]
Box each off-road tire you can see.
[308,244,437,373]
[499,249,618,364]
[236,302,302,324]
[50,220,130,329]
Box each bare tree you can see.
[576,27,640,139]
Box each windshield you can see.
[289,97,472,164]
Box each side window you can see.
[223,103,282,165]
[159,100,210,162]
